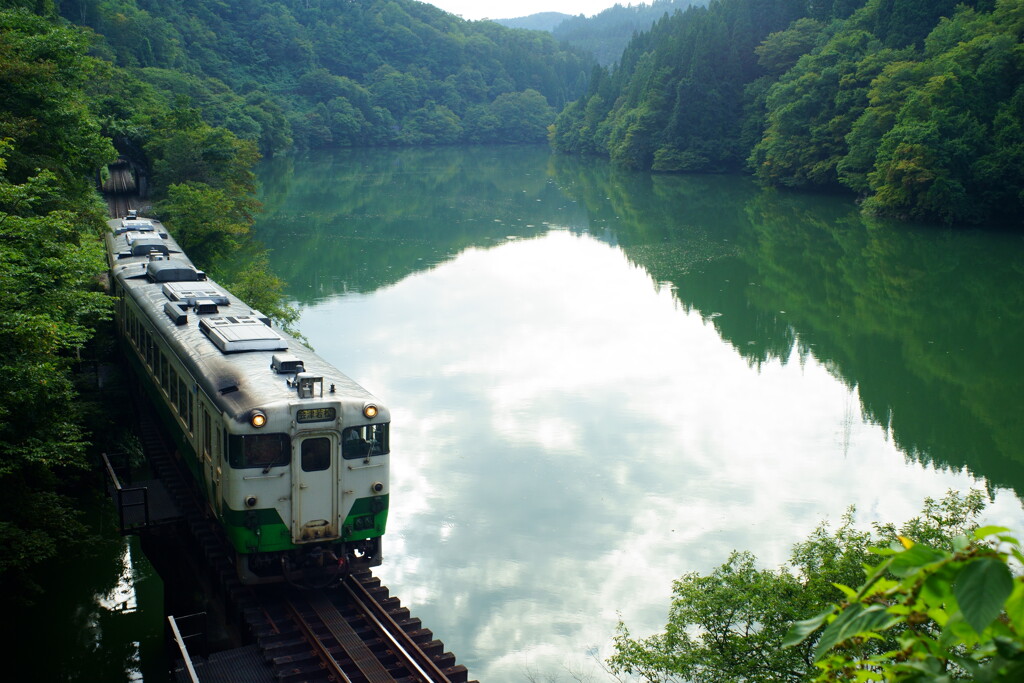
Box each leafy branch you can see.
[786,527,1024,681]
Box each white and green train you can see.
[106,212,388,586]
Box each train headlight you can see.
[363,404,378,419]
[372,481,384,493]
[245,496,257,508]
[250,410,267,428]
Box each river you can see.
[251,145,1024,680]
[15,144,1024,681]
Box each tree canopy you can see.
[608,491,1010,681]
[0,8,117,601]
[553,0,1024,226]
[0,3,300,599]
[55,0,595,154]
[550,0,709,67]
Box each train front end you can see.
[222,369,390,587]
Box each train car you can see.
[106,211,389,586]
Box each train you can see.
[105,210,389,586]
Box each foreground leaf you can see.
[954,558,1013,635]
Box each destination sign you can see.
[296,407,336,423]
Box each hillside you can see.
[493,12,572,31]
[496,2,707,66]
[553,0,1024,225]
[552,0,707,65]
[57,0,594,154]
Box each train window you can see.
[342,424,389,459]
[228,433,291,469]
[203,410,212,458]
[165,358,173,393]
[170,369,179,408]
[301,437,331,472]
[176,377,187,419]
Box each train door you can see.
[292,433,338,542]
[201,408,220,516]
[213,423,223,516]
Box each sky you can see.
[424,0,622,21]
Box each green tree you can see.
[400,101,462,144]
[0,8,115,185]
[156,182,251,266]
[859,1,1024,223]
[145,104,260,199]
[0,156,111,603]
[609,491,987,682]
[751,28,906,189]
[0,9,125,602]
[554,0,807,172]
[55,0,593,150]
[611,551,809,681]
[787,525,1024,680]
[226,250,302,338]
[753,0,1021,224]
[755,18,825,77]
[488,89,554,143]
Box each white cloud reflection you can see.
[301,229,1024,680]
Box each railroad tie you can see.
[306,595,395,683]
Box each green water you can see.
[257,145,1024,489]
[8,493,166,682]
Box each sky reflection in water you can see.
[295,227,1024,680]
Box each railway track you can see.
[104,163,139,219]
[252,575,471,682]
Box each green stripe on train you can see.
[221,495,389,553]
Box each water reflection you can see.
[255,146,589,296]
[254,146,1024,680]
[10,520,164,682]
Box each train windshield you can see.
[342,424,389,459]
[229,433,291,469]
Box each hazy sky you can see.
[424,1,621,21]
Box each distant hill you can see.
[552,0,707,65]
[493,12,572,31]
[495,1,707,66]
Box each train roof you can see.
[106,217,385,423]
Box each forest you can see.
[57,0,594,152]
[552,0,1024,225]
[552,0,708,66]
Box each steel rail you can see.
[285,599,354,683]
[343,574,455,683]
